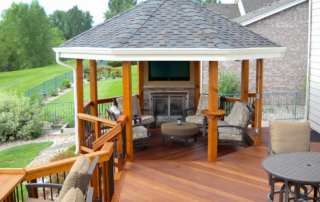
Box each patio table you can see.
[262,152,320,202]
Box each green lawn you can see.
[52,65,138,102]
[0,142,53,168]
[0,60,89,94]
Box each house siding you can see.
[308,0,320,133]
[202,1,309,93]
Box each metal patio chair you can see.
[217,101,254,148]
[268,121,311,202]
[25,156,99,202]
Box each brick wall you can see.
[202,1,309,93]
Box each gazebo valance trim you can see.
[53,47,286,61]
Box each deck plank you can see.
[118,127,320,201]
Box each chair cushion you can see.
[225,102,250,134]
[186,115,204,125]
[116,94,141,117]
[270,121,310,154]
[57,156,91,202]
[195,95,220,115]
[218,126,242,141]
[196,94,209,115]
[61,188,85,202]
[110,105,120,116]
[133,126,148,139]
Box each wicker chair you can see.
[114,94,156,128]
[217,101,254,148]
[106,107,151,148]
[267,121,311,202]
[184,94,223,136]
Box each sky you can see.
[0,0,235,26]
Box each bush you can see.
[50,89,58,96]
[61,79,71,89]
[107,61,122,67]
[0,91,42,142]
[203,71,241,95]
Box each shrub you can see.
[0,91,42,142]
[203,71,241,95]
[61,79,71,89]
[50,89,58,96]
[85,74,90,81]
[107,61,122,67]
[111,71,117,79]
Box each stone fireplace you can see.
[143,86,195,123]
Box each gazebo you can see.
[53,0,286,164]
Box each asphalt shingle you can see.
[59,0,281,49]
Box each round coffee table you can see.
[161,122,198,147]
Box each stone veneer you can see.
[143,86,195,110]
[202,1,309,93]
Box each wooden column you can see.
[241,60,249,102]
[254,59,263,146]
[208,61,219,162]
[90,60,98,117]
[122,61,133,162]
[76,59,84,149]
[194,61,201,107]
[137,61,144,113]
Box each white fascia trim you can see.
[241,0,307,26]
[53,47,286,61]
[238,0,246,16]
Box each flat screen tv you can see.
[148,61,190,81]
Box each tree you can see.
[104,0,137,20]
[51,27,65,47]
[0,0,53,70]
[65,6,93,40]
[49,10,66,37]
[193,0,221,5]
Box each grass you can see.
[0,142,53,168]
[0,60,89,94]
[52,65,138,103]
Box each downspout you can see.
[55,53,79,154]
[304,0,312,122]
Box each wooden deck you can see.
[117,127,320,202]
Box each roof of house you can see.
[242,0,275,13]
[58,0,280,49]
[206,4,241,19]
[234,0,307,25]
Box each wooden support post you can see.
[254,59,263,146]
[30,179,38,198]
[122,61,133,162]
[208,61,219,162]
[194,61,201,107]
[76,59,84,149]
[90,60,98,117]
[241,60,249,102]
[137,61,144,114]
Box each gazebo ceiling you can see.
[53,0,286,61]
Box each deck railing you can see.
[0,145,114,202]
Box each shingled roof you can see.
[58,0,281,49]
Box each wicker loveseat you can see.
[217,101,254,148]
